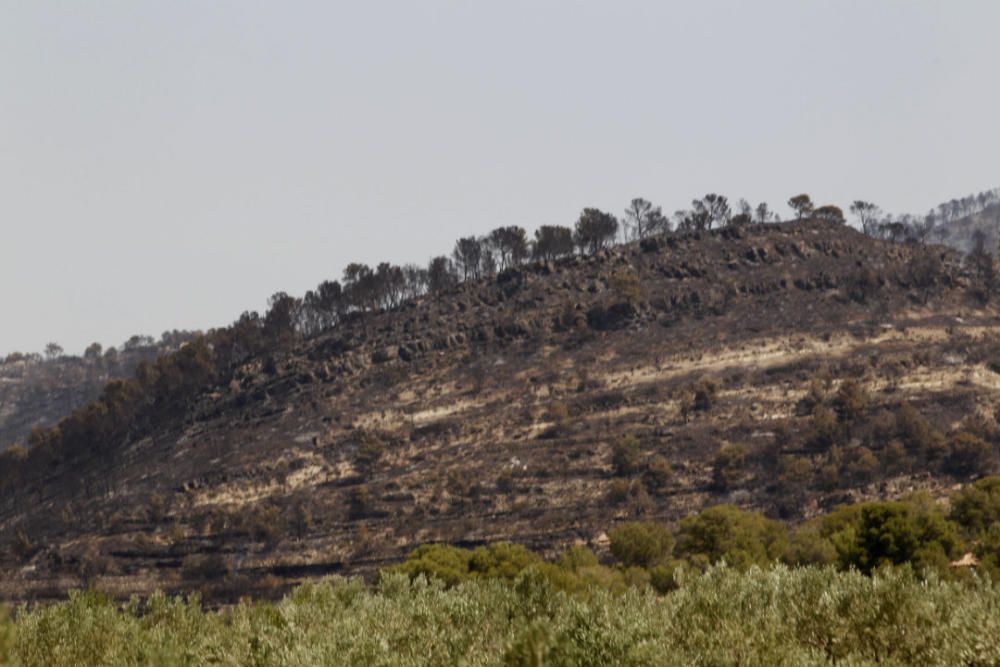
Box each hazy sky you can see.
[2,1,999,355]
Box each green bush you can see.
[977,522,1000,579]
[786,519,837,566]
[608,521,674,568]
[555,545,599,572]
[950,475,1000,536]
[389,543,474,586]
[470,543,541,581]
[820,497,962,574]
[0,606,11,667]
[390,542,541,587]
[675,504,788,569]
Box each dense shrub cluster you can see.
[766,375,998,506]
[3,566,999,666]
[389,481,1000,597]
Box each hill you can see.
[1,219,997,603]
[0,333,200,453]
[935,202,1000,255]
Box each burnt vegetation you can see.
[1,188,1000,603]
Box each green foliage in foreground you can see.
[3,565,1000,667]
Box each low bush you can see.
[610,435,642,477]
[711,443,748,491]
[608,521,674,568]
[642,455,673,494]
[945,431,994,476]
[675,504,788,570]
[691,377,719,412]
[832,378,869,422]
[950,476,1000,536]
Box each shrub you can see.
[611,435,642,476]
[945,431,994,476]
[244,505,282,545]
[776,456,812,497]
[833,379,869,422]
[761,422,792,468]
[642,455,673,495]
[818,461,841,491]
[712,443,748,492]
[545,399,569,424]
[288,499,314,538]
[555,544,599,571]
[843,446,879,485]
[146,492,168,523]
[785,519,837,566]
[355,432,384,470]
[348,485,372,519]
[846,265,882,303]
[976,522,1000,579]
[823,498,963,574]
[606,478,653,514]
[496,469,516,493]
[469,543,540,581]
[798,376,828,414]
[536,399,572,438]
[608,521,674,568]
[807,405,840,451]
[692,377,719,412]
[675,504,788,569]
[881,439,910,474]
[12,527,36,560]
[181,553,230,580]
[949,476,1000,536]
[391,543,473,586]
[446,468,482,499]
[895,402,937,458]
[607,478,633,504]
[609,270,642,304]
[647,562,688,593]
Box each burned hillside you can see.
[1,220,998,603]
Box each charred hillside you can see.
[1,220,999,603]
[0,333,199,453]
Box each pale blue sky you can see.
[2,1,998,354]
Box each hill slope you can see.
[1,220,998,602]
